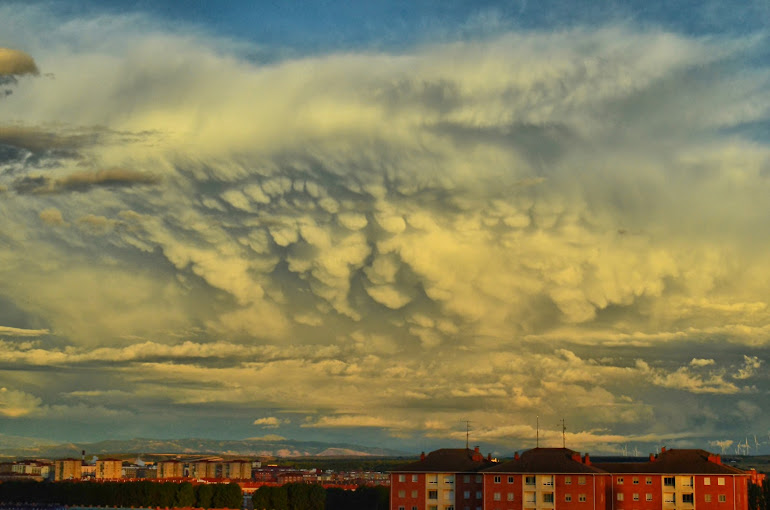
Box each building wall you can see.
[157,461,184,478]
[457,472,484,510]
[484,473,608,510]
[392,472,426,510]
[608,474,748,510]
[95,460,123,479]
[54,459,82,481]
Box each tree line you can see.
[0,480,242,509]
[249,484,388,510]
[748,481,770,510]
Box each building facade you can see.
[95,458,123,479]
[593,448,751,510]
[391,448,755,510]
[482,448,609,510]
[391,447,496,510]
[54,459,82,481]
[156,460,185,478]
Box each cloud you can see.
[0,8,769,451]
[734,355,762,380]
[0,48,39,76]
[0,387,42,417]
[14,168,159,194]
[0,325,50,337]
[39,208,67,226]
[253,416,287,428]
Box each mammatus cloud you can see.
[0,7,768,452]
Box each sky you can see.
[0,0,769,456]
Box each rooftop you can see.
[392,447,496,473]
[484,448,606,474]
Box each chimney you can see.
[81,450,86,462]
[420,452,426,461]
[649,453,656,462]
[514,452,520,460]
[661,446,666,453]
[572,452,581,462]
[487,453,492,461]
[715,454,721,465]
[475,446,480,453]
[583,453,591,466]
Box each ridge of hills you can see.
[0,436,408,460]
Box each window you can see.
[704,477,711,486]
[664,494,676,504]
[445,475,455,485]
[618,477,624,485]
[411,490,418,498]
[646,477,652,485]
[543,493,554,503]
[525,493,537,504]
[429,475,438,485]
[476,491,482,499]
[444,490,454,501]
[476,475,482,483]
[446,507,454,510]
[664,477,675,487]
[495,476,502,484]
[578,477,586,485]
[719,495,727,503]
[565,494,572,502]
[464,475,470,483]
[718,478,725,486]
[508,493,514,501]
[633,477,639,485]
[579,494,587,502]
[618,494,624,501]
[464,491,470,499]
[633,494,640,501]
[543,476,554,486]
[683,477,693,487]
[683,494,694,504]
[428,506,438,510]
[525,476,536,486]
[494,493,501,501]
[399,506,405,510]
[412,474,419,482]
[398,490,405,498]
[412,507,417,510]
[565,476,572,485]
[705,495,712,503]
[647,494,653,502]
[428,490,438,500]
[508,476,515,484]
[399,475,406,482]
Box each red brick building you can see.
[482,448,609,510]
[390,447,496,510]
[593,448,751,510]
[390,447,756,510]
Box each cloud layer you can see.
[0,5,768,453]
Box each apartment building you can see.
[391,447,497,510]
[95,458,123,479]
[593,448,750,510]
[156,459,185,478]
[482,448,609,510]
[390,447,757,510]
[54,458,82,481]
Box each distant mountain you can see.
[0,437,407,459]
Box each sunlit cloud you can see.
[0,2,768,452]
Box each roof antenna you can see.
[536,415,539,448]
[465,420,471,450]
[560,418,566,448]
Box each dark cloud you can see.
[0,48,39,97]
[12,168,159,194]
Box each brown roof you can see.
[483,448,607,474]
[593,449,748,475]
[392,448,496,473]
